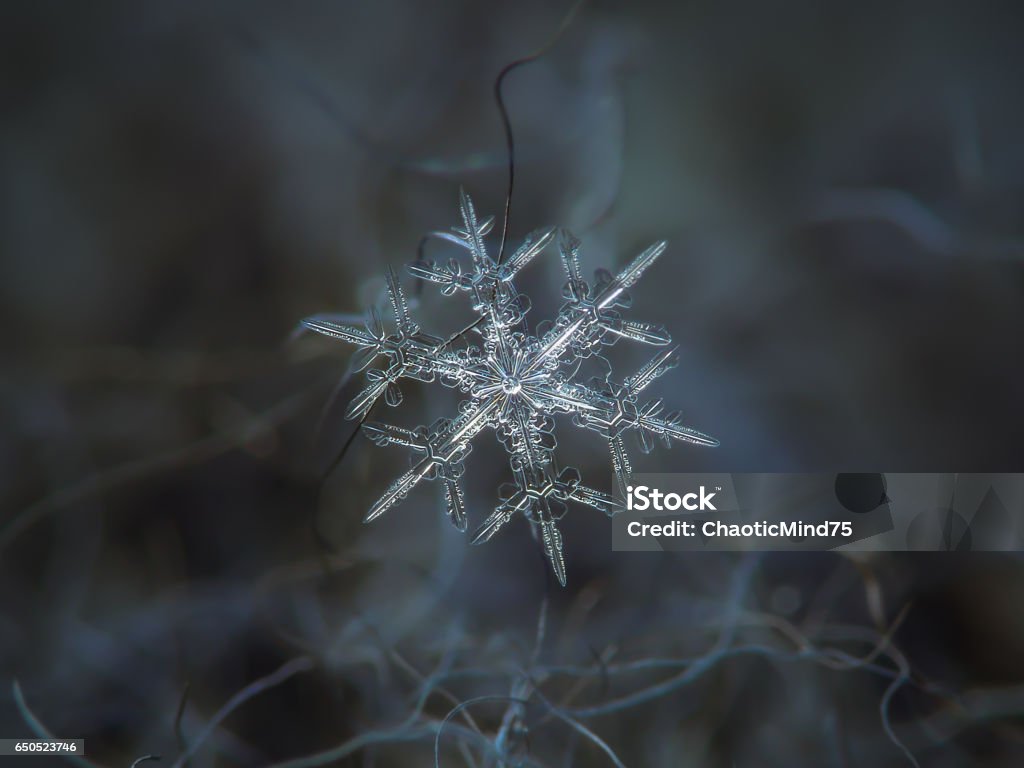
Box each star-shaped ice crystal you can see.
[302,190,718,584]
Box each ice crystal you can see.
[303,190,718,585]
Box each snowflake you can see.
[303,190,718,585]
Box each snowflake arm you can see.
[524,240,669,375]
[384,265,418,337]
[499,226,557,282]
[301,315,379,347]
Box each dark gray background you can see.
[2,1,1024,766]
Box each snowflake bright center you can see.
[501,376,523,395]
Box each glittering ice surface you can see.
[303,190,718,584]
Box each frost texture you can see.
[304,190,718,585]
